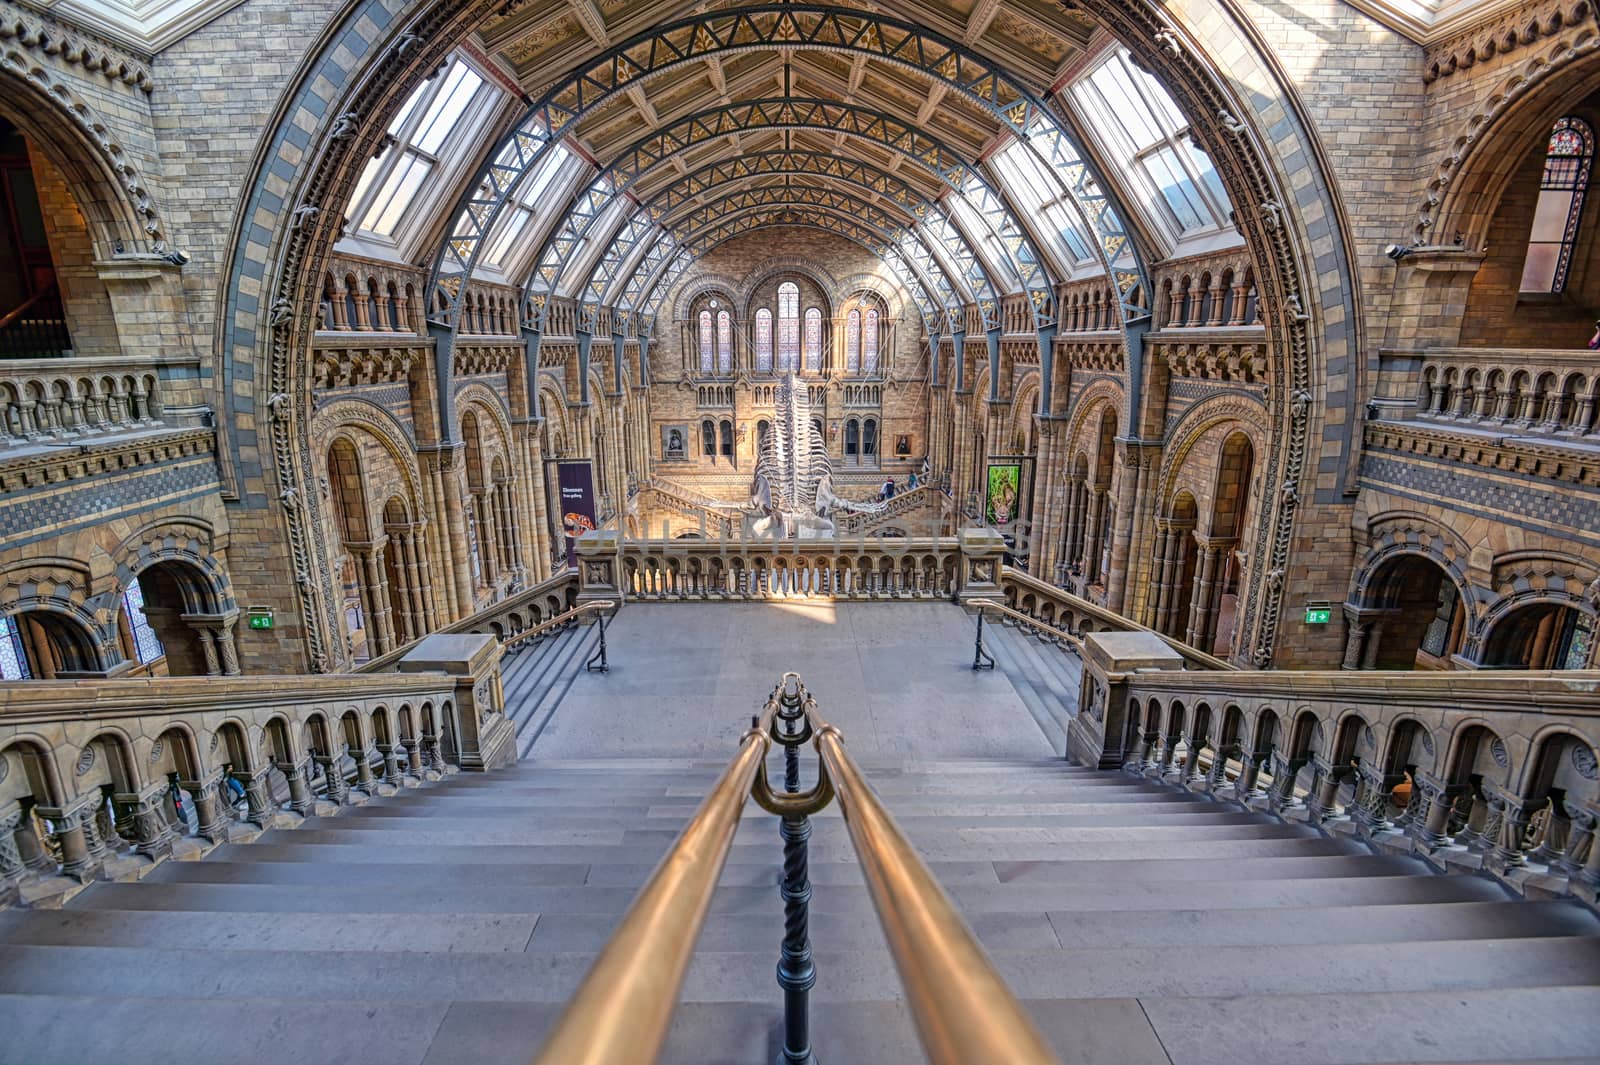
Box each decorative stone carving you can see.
[1573,743,1598,781]
[74,747,95,776]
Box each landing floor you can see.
[531,601,1057,759]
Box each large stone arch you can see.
[215,0,1360,668]
[1156,394,1271,510]
[105,517,236,618]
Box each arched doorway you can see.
[1483,602,1594,669]
[1359,554,1467,669]
[0,608,102,679]
[122,559,235,676]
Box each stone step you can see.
[2,936,1596,1005]
[68,867,1507,917]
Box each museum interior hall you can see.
[2,0,1600,1061]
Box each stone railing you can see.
[998,568,1234,672]
[0,639,511,906]
[1378,347,1600,438]
[1083,652,1600,903]
[574,529,1023,603]
[357,570,578,673]
[1152,251,1259,330]
[0,354,207,450]
[836,483,941,534]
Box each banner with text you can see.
[555,460,597,569]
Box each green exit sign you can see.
[1304,607,1332,625]
[248,610,274,631]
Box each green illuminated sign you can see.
[248,611,274,631]
[1304,607,1332,625]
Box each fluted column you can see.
[1184,540,1223,649]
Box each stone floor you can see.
[534,600,1057,759]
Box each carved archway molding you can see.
[1421,27,1600,243]
[1069,0,1356,666]
[670,274,742,322]
[1155,393,1271,511]
[0,40,164,250]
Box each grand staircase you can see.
[0,603,1597,1064]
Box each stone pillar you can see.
[1146,524,1173,629]
[184,613,242,676]
[13,799,54,874]
[377,743,405,787]
[278,758,315,814]
[401,738,424,777]
[238,767,274,829]
[38,798,101,882]
[1082,488,1106,582]
[1184,540,1223,649]
[315,753,350,805]
[366,546,397,655]
[1484,785,1533,872]
[183,775,229,843]
[956,528,1006,607]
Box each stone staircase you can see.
[0,752,1597,1064]
[1,601,1598,1064]
[982,618,1083,757]
[501,621,602,759]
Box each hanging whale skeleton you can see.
[748,373,888,538]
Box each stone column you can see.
[401,738,424,777]
[1184,540,1222,649]
[238,767,274,829]
[1526,791,1572,866]
[377,743,405,787]
[13,799,54,874]
[1340,607,1370,670]
[350,746,378,796]
[1407,772,1455,849]
[365,546,397,655]
[38,799,100,882]
[315,753,351,805]
[1146,524,1173,629]
[183,775,228,843]
[1484,785,1533,871]
[277,758,316,815]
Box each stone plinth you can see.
[399,634,515,772]
[1071,631,1184,770]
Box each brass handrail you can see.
[968,597,1085,653]
[802,696,1061,1065]
[502,599,615,650]
[529,697,778,1065]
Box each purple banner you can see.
[555,460,597,569]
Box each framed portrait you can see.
[894,434,912,456]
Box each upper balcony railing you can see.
[1377,347,1600,440]
[0,353,207,451]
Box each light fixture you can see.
[1383,244,1413,263]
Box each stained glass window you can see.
[1521,116,1594,294]
[777,283,800,371]
[845,309,861,373]
[863,309,880,375]
[0,615,29,680]
[716,310,733,374]
[804,308,822,372]
[698,310,714,374]
[755,309,773,372]
[122,581,164,665]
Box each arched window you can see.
[803,307,822,372]
[844,418,860,460]
[755,309,773,372]
[777,282,800,371]
[862,417,878,460]
[0,615,30,680]
[863,308,880,375]
[845,309,861,373]
[716,310,733,374]
[702,419,716,459]
[1521,116,1594,294]
[698,310,714,374]
[719,419,734,457]
[757,419,771,453]
[122,581,164,665]
[812,417,825,445]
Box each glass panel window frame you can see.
[121,581,164,666]
[0,614,29,680]
[698,310,714,374]
[349,56,495,244]
[716,310,733,375]
[1068,47,1231,241]
[803,307,822,372]
[777,282,800,372]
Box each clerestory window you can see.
[1520,116,1594,295]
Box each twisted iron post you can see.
[775,675,816,1065]
[972,608,996,671]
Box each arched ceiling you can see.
[411,1,1235,337]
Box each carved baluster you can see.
[278,758,316,814]
[1526,791,1571,866]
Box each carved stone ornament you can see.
[75,747,95,776]
[328,110,361,140]
[149,738,163,764]
[0,756,8,787]
[1420,730,1435,757]
[1362,725,1375,750]
[1490,737,1509,769]
[1573,743,1598,781]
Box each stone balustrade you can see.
[0,642,510,905]
[1384,348,1600,437]
[0,354,206,449]
[1086,656,1600,901]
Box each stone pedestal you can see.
[399,633,516,772]
[956,527,1005,606]
[1071,631,1184,770]
[576,529,623,612]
